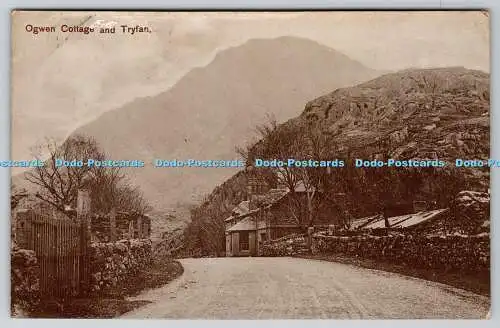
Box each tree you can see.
[25,134,150,216]
[25,135,101,213]
[295,122,334,227]
[238,116,336,227]
[112,182,152,215]
[187,193,229,257]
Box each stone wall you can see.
[261,234,309,257]
[89,239,152,294]
[91,213,151,243]
[260,230,489,272]
[311,233,489,271]
[11,246,40,316]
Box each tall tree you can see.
[25,134,150,216]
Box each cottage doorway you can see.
[239,231,249,251]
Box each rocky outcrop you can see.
[11,246,40,317]
[453,190,489,224]
[301,67,489,178]
[89,239,152,294]
[426,191,490,235]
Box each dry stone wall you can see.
[261,234,309,257]
[89,239,152,294]
[312,232,489,271]
[261,230,489,272]
[11,246,40,316]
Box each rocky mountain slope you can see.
[299,67,489,163]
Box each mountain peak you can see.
[212,36,368,71]
[73,37,381,212]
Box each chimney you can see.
[246,166,269,209]
[248,175,267,197]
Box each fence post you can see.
[110,208,117,242]
[307,226,314,250]
[77,189,91,296]
[14,209,33,249]
[128,220,134,239]
[137,215,143,239]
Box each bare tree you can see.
[293,123,333,227]
[114,182,152,215]
[25,135,101,213]
[25,134,151,216]
[238,116,335,227]
[190,193,229,256]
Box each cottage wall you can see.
[231,232,239,256]
[249,232,257,256]
[225,234,232,257]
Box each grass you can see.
[33,258,184,318]
[125,258,184,297]
[299,254,490,297]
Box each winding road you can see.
[121,257,490,319]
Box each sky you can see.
[11,11,490,169]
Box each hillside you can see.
[72,36,381,216]
[181,67,490,255]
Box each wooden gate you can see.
[26,212,89,299]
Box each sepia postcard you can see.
[10,11,490,319]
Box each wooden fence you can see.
[25,211,89,299]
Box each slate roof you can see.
[233,200,250,215]
[225,183,316,230]
[359,208,448,230]
[226,216,266,232]
[252,189,288,208]
[350,214,380,230]
[224,200,252,222]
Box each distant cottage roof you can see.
[226,216,266,232]
[225,181,314,225]
[225,200,252,222]
[233,200,250,215]
[252,188,288,208]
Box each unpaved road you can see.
[122,257,490,319]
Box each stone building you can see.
[225,172,339,257]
